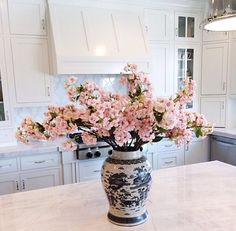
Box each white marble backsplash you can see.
[14,74,126,128]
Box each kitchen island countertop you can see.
[1,161,236,231]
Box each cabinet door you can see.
[144,9,171,41]
[175,12,201,41]
[20,168,60,191]
[203,30,229,42]
[0,38,11,126]
[0,174,20,195]
[200,97,226,127]
[231,31,236,39]
[158,149,184,169]
[8,0,47,35]
[149,43,173,97]
[11,37,51,104]
[175,44,200,110]
[78,158,105,182]
[229,40,236,95]
[185,137,210,165]
[201,43,228,95]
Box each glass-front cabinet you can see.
[0,38,11,126]
[175,45,200,111]
[175,12,201,42]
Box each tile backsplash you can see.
[14,74,126,128]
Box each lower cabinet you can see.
[20,169,60,191]
[0,173,19,195]
[185,137,210,165]
[0,151,62,195]
[60,139,211,185]
[157,140,185,169]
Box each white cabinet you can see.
[0,151,62,195]
[229,40,236,95]
[201,43,228,95]
[144,9,171,41]
[157,140,184,169]
[77,158,105,182]
[203,30,229,42]
[61,151,77,185]
[0,174,20,195]
[11,37,51,104]
[142,143,158,170]
[20,169,60,191]
[200,97,226,127]
[149,43,173,97]
[185,137,210,165]
[8,0,47,35]
[175,44,200,110]
[175,12,201,42]
[0,38,11,126]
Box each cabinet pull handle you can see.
[164,144,173,148]
[145,25,148,32]
[5,110,9,120]
[93,170,101,173]
[185,143,189,151]
[22,180,25,190]
[34,160,46,164]
[41,19,46,30]
[222,82,226,91]
[221,102,225,110]
[175,28,178,37]
[15,181,19,191]
[47,87,50,97]
[0,164,11,169]
[164,160,174,165]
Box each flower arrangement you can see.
[16,64,213,151]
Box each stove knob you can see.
[108,150,112,155]
[86,152,93,158]
[94,151,101,157]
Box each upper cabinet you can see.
[8,0,47,36]
[0,38,11,126]
[201,43,228,95]
[144,9,171,41]
[149,43,173,97]
[175,44,200,110]
[11,37,51,104]
[229,40,236,95]
[175,12,201,42]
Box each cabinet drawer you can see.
[158,156,177,169]
[0,158,18,173]
[78,158,105,182]
[20,153,59,170]
[157,140,180,152]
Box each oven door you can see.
[76,158,106,182]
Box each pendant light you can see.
[201,0,236,31]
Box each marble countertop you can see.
[213,128,236,139]
[0,137,67,157]
[0,161,236,231]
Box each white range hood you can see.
[48,1,149,74]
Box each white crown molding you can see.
[47,0,206,10]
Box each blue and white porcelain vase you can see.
[101,150,152,226]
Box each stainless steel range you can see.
[68,133,112,182]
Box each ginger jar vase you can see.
[101,149,152,226]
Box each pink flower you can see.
[81,132,97,145]
[16,64,213,152]
[62,140,77,151]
